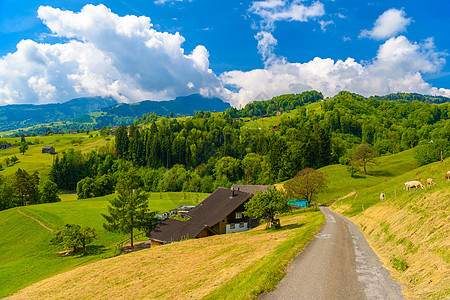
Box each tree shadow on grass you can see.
[369,170,394,177]
[272,222,306,231]
[71,245,107,258]
[350,174,366,179]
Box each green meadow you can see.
[0,191,208,298]
[317,149,418,206]
[0,133,109,181]
[242,102,322,130]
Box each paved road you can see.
[260,207,404,300]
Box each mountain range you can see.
[0,94,231,134]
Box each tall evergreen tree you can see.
[115,125,129,159]
[102,171,157,248]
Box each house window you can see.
[235,212,243,219]
[239,222,245,228]
[230,223,235,229]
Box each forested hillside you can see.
[1,94,231,136]
[0,97,117,132]
[1,91,449,211]
[102,94,230,118]
[48,91,449,200]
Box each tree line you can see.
[0,169,60,211]
[2,91,448,210]
[46,91,449,200]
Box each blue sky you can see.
[0,0,449,106]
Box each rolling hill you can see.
[0,97,117,132]
[6,149,449,299]
[101,93,231,118]
[0,94,231,135]
[0,192,209,298]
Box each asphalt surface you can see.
[259,207,404,300]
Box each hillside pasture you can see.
[330,157,450,298]
[317,149,418,207]
[242,102,322,130]
[9,211,324,300]
[0,133,111,181]
[0,191,208,298]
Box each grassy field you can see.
[325,153,450,299]
[243,102,322,130]
[0,192,208,298]
[9,210,324,299]
[317,149,417,207]
[0,133,111,181]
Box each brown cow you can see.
[446,171,450,181]
[427,178,436,186]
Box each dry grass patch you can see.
[11,213,319,300]
[350,189,449,299]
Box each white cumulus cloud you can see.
[360,8,412,40]
[220,36,450,107]
[249,0,325,63]
[0,4,220,105]
[250,0,325,28]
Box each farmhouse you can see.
[0,143,11,150]
[148,187,255,246]
[41,146,55,154]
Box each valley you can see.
[0,91,448,299]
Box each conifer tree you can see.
[102,171,157,248]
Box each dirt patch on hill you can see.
[16,208,54,233]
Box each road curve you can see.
[259,207,404,300]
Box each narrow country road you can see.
[260,207,404,300]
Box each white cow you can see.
[404,181,424,192]
[380,193,385,201]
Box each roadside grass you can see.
[0,192,208,298]
[330,156,450,299]
[204,210,324,299]
[10,210,324,299]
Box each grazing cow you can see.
[446,171,450,181]
[380,193,385,201]
[427,178,436,186]
[404,181,424,192]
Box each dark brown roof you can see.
[148,218,206,243]
[231,184,275,195]
[147,188,252,243]
[188,187,252,227]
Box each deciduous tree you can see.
[19,142,28,155]
[350,143,379,175]
[40,180,61,203]
[50,224,97,255]
[284,168,328,204]
[244,188,289,229]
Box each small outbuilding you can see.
[42,146,55,154]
